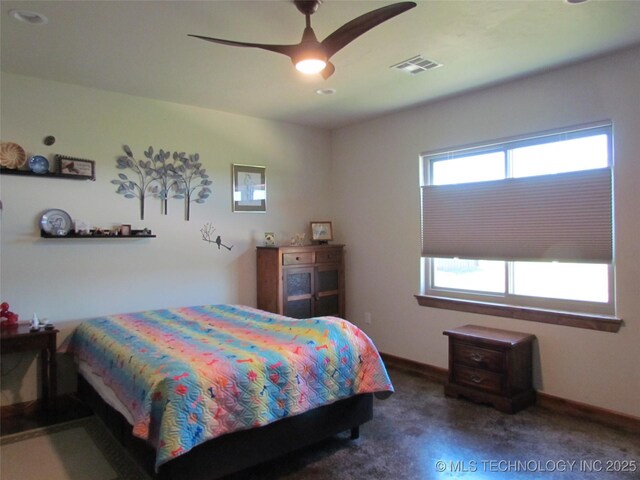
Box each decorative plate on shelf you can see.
[0,142,27,169]
[28,155,50,174]
[40,209,73,236]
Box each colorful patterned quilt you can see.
[65,304,393,469]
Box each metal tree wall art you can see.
[172,152,212,221]
[201,223,233,251]
[112,145,160,220]
[112,145,211,220]
[147,147,180,215]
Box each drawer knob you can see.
[470,352,484,362]
[470,375,484,384]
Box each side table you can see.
[443,324,535,413]
[1,324,58,413]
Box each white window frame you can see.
[419,122,615,317]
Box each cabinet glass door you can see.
[283,267,314,318]
[315,265,341,317]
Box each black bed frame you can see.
[78,375,373,479]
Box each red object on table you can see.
[1,301,19,329]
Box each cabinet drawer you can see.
[1,337,48,353]
[452,343,505,372]
[315,249,342,264]
[282,252,314,265]
[453,365,504,394]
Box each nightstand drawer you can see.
[315,249,342,264]
[452,343,505,372]
[282,252,314,265]
[453,365,504,394]
[1,335,49,353]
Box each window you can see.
[419,122,616,321]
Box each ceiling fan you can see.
[189,0,417,79]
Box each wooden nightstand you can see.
[443,324,535,413]
[1,324,58,413]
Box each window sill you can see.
[414,294,622,333]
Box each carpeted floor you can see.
[1,366,639,479]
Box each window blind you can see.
[421,167,612,262]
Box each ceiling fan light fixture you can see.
[295,58,327,74]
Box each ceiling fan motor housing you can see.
[294,0,322,16]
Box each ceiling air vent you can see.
[390,55,442,75]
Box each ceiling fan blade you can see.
[321,1,417,59]
[188,34,299,59]
[320,61,335,80]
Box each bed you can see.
[66,304,393,479]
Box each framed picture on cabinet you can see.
[310,221,333,243]
[232,164,266,213]
[56,155,96,180]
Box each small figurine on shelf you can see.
[30,313,40,332]
[74,219,91,235]
[290,233,306,246]
[0,302,19,330]
[264,232,275,246]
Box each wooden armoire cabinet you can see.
[257,244,345,319]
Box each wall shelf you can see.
[0,167,95,181]
[40,230,155,239]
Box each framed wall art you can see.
[232,164,266,213]
[310,221,333,243]
[56,155,96,180]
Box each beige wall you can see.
[0,73,332,405]
[2,46,639,418]
[331,46,640,418]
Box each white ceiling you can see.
[2,0,640,130]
